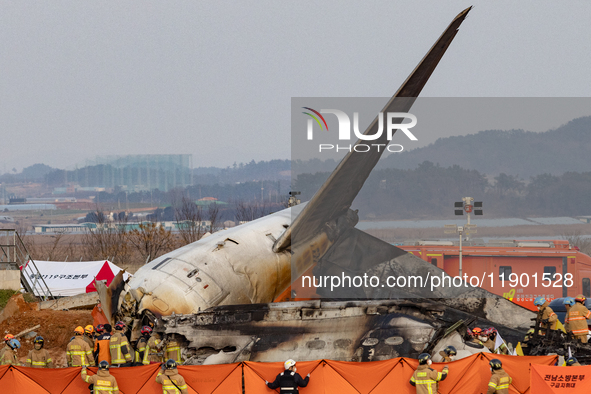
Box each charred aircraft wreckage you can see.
[97,7,537,365]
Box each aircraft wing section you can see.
[274,7,471,252]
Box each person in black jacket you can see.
[266,359,310,393]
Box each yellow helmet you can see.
[84,325,94,334]
[74,326,85,335]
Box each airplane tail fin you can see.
[274,7,472,253]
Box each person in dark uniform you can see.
[266,359,310,393]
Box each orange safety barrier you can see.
[0,363,242,394]
[0,354,558,394]
[531,364,591,393]
[245,353,557,394]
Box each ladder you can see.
[0,229,54,300]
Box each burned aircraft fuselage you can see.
[156,299,522,365]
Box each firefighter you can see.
[521,328,535,350]
[81,361,119,394]
[94,323,112,365]
[439,345,457,362]
[566,295,591,343]
[26,336,53,368]
[471,327,486,345]
[83,325,95,349]
[265,359,310,394]
[484,328,508,355]
[94,324,105,340]
[163,334,182,363]
[566,357,582,366]
[487,358,512,394]
[482,329,496,352]
[67,326,95,367]
[156,359,189,394]
[135,326,152,365]
[0,334,14,361]
[0,339,20,365]
[147,328,164,364]
[534,296,558,334]
[563,297,576,334]
[409,353,448,393]
[109,321,133,367]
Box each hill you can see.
[378,116,591,178]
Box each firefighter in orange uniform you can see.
[409,353,448,394]
[487,358,512,393]
[66,326,94,367]
[566,295,591,343]
[94,324,112,364]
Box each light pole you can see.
[445,197,483,278]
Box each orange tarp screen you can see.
[0,355,559,394]
[178,363,243,394]
[245,354,558,394]
[0,363,242,394]
[531,364,591,393]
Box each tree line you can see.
[293,161,591,220]
[20,196,287,272]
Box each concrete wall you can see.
[0,269,21,291]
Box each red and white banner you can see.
[25,260,130,297]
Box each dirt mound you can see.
[0,295,92,367]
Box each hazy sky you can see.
[2,1,591,172]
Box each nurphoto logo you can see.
[302,107,417,153]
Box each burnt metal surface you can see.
[312,220,535,330]
[522,318,591,364]
[156,298,524,365]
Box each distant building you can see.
[195,197,228,206]
[34,223,96,233]
[74,154,194,192]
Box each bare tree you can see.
[563,230,591,256]
[175,196,205,245]
[126,222,175,263]
[207,203,220,233]
[44,231,66,261]
[82,208,130,264]
[234,200,273,223]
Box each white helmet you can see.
[284,359,296,370]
